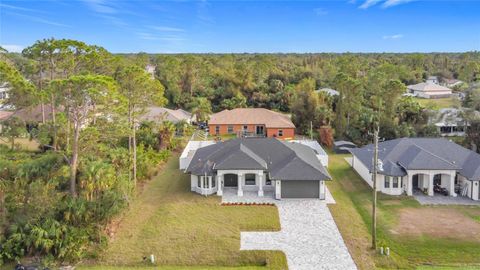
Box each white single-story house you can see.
[141,106,196,124]
[316,88,340,97]
[429,108,479,137]
[442,78,464,88]
[426,76,439,84]
[185,138,331,199]
[349,138,480,201]
[0,83,9,104]
[407,82,452,99]
[290,139,328,167]
[179,140,216,170]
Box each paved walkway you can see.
[223,190,356,270]
[414,192,480,206]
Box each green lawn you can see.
[78,266,266,270]
[414,97,460,109]
[0,137,40,151]
[327,153,480,269]
[81,152,286,269]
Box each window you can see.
[393,177,399,188]
[203,177,209,188]
[384,176,391,188]
[278,129,283,137]
[227,125,234,134]
[245,174,256,185]
[243,125,248,131]
[199,176,210,189]
[215,126,220,135]
[212,177,216,187]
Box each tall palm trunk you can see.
[70,119,80,197]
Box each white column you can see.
[407,173,413,196]
[208,177,212,193]
[258,172,264,197]
[275,180,281,200]
[200,176,204,195]
[217,173,223,196]
[428,173,434,196]
[237,173,243,196]
[449,172,457,197]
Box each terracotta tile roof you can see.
[12,104,57,123]
[209,108,295,128]
[0,110,14,121]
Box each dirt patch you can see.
[395,208,480,242]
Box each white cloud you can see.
[82,0,117,14]
[359,0,415,9]
[382,0,415,8]
[359,0,383,9]
[383,34,404,40]
[314,8,328,16]
[6,11,70,27]
[1,44,24,53]
[0,3,43,13]
[150,26,185,32]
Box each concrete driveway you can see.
[223,190,357,270]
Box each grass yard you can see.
[0,137,40,151]
[327,153,480,269]
[414,97,460,109]
[82,152,286,269]
[78,266,266,270]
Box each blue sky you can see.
[1,0,479,53]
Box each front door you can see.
[256,125,264,136]
[412,175,419,189]
[224,174,238,187]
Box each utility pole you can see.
[372,125,379,250]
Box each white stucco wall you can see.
[352,155,372,186]
[472,181,479,201]
[190,174,217,195]
[352,155,406,196]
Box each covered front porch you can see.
[405,170,457,197]
[216,169,274,197]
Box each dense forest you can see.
[147,51,480,143]
[0,38,480,266]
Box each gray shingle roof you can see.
[350,138,480,180]
[186,138,331,181]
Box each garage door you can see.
[281,180,319,198]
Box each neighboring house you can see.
[141,106,195,124]
[426,76,439,84]
[290,139,329,167]
[442,78,464,88]
[208,108,295,139]
[349,138,480,201]
[407,82,452,99]
[0,110,14,132]
[316,88,340,97]
[334,140,357,154]
[11,104,56,123]
[429,108,479,137]
[0,83,9,104]
[186,138,331,199]
[179,140,216,170]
